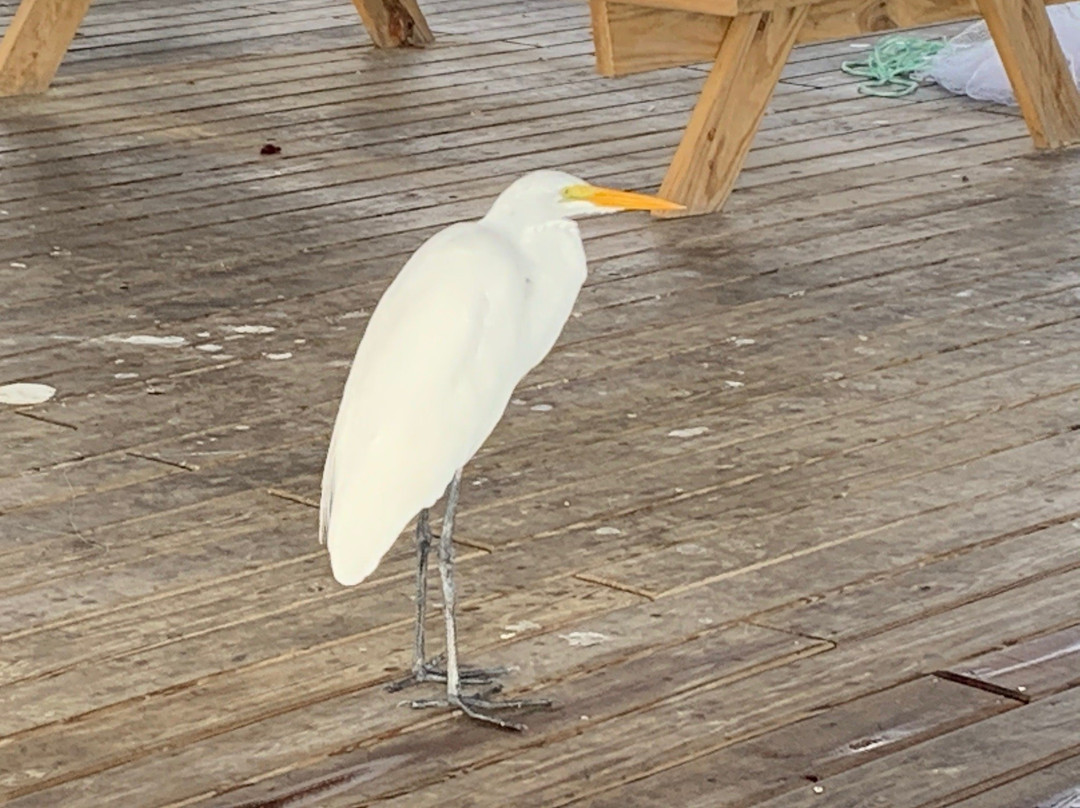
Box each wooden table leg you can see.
[658,7,808,216]
[0,0,93,96]
[976,0,1080,148]
[350,0,433,48]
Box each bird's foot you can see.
[408,692,554,731]
[385,655,507,693]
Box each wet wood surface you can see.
[0,0,1078,805]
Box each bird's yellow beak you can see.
[563,184,685,212]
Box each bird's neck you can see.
[481,210,579,240]
[481,194,572,230]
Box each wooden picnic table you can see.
[0,0,432,96]
[589,0,1080,214]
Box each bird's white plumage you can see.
[320,171,592,586]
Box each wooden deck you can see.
[2,1,1080,804]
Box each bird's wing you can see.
[320,224,526,586]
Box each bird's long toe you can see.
[407,693,554,731]
[385,658,507,692]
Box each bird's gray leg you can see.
[389,509,433,684]
[439,469,464,696]
[386,495,503,692]
[413,508,432,676]
[386,511,434,691]
[408,469,553,730]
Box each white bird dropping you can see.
[0,383,56,405]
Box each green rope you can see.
[841,34,946,97]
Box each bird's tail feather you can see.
[324,502,408,586]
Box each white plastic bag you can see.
[918,3,1080,105]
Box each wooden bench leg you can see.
[0,0,93,96]
[976,0,1080,149]
[658,7,808,216]
[350,0,433,48]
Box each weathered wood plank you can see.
[755,521,1080,642]
[6,345,1076,672]
[939,623,1080,702]
[578,425,1080,598]
[288,566,1080,806]
[746,688,1080,808]
[4,386,1075,795]
[1,618,824,804]
[945,755,1080,808]
[0,111,1036,386]
[5,223,1078,592]
[6,219,1062,473]
[4,423,1075,795]
[0,66,989,206]
[0,99,1011,285]
[5,250,1076,569]
[585,677,1014,807]
[51,4,576,75]
[0,159,1019,375]
[0,180,1055,470]
[9,19,865,112]
[7,399,1074,721]
[0,123,1025,298]
[5,298,1076,646]
[3,134,1027,347]
[7,369,1076,690]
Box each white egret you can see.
[320,170,683,729]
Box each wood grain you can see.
[590,0,1075,211]
[340,567,1080,807]
[584,677,1014,807]
[946,755,1080,808]
[939,623,1080,702]
[349,0,433,47]
[0,0,436,97]
[589,0,1073,73]
[658,7,809,214]
[747,687,1080,808]
[976,0,1080,148]
[591,1,728,76]
[0,0,94,94]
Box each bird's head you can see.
[484,170,684,226]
